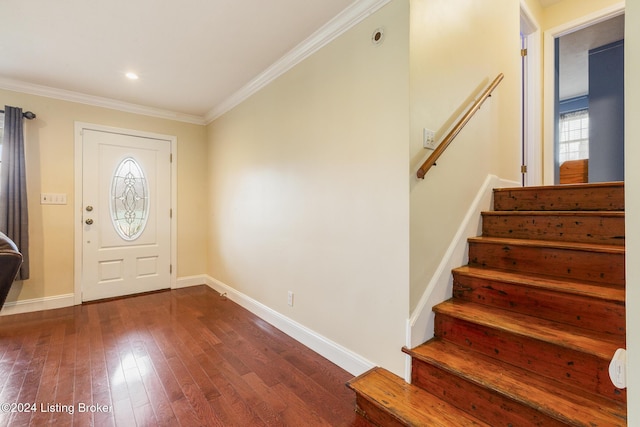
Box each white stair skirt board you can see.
[405,174,519,382]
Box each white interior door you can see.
[81,128,171,302]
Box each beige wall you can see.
[523,0,544,22]
[206,1,410,374]
[0,89,208,304]
[409,0,521,311]
[541,0,623,30]
[625,0,639,423]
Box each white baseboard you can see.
[175,275,209,289]
[203,275,375,376]
[1,276,207,317]
[0,293,75,316]
[1,275,373,376]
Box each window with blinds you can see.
[559,109,589,163]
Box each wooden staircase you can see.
[347,182,627,426]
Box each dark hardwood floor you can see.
[0,285,369,426]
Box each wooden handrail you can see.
[416,73,504,179]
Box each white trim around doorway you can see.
[521,0,542,187]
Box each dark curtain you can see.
[0,106,29,280]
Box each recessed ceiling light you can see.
[125,72,139,80]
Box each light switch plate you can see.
[423,128,437,149]
[41,193,67,205]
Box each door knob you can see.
[86,205,93,212]
[85,218,94,225]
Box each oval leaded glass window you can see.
[110,157,149,240]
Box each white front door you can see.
[80,128,171,302]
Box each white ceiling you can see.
[559,14,625,100]
[1,0,624,123]
[0,0,380,123]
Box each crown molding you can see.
[0,77,207,126]
[204,0,391,123]
[0,0,390,127]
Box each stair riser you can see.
[481,213,625,246]
[468,241,624,286]
[493,184,624,211]
[411,360,567,427]
[452,273,625,336]
[354,395,405,427]
[434,314,626,403]
[348,367,493,427]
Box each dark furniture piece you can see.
[0,232,22,310]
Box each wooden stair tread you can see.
[346,367,490,427]
[482,210,625,218]
[453,265,625,303]
[405,339,626,426]
[494,182,624,192]
[433,299,622,359]
[468,236,625,254]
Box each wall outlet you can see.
[423,128,437,150]
[287,291,294,307]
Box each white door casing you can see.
[75,123,177,303]
[520,1,542,187]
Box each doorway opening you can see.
[543,5,625,184]
[555,14,624,184]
